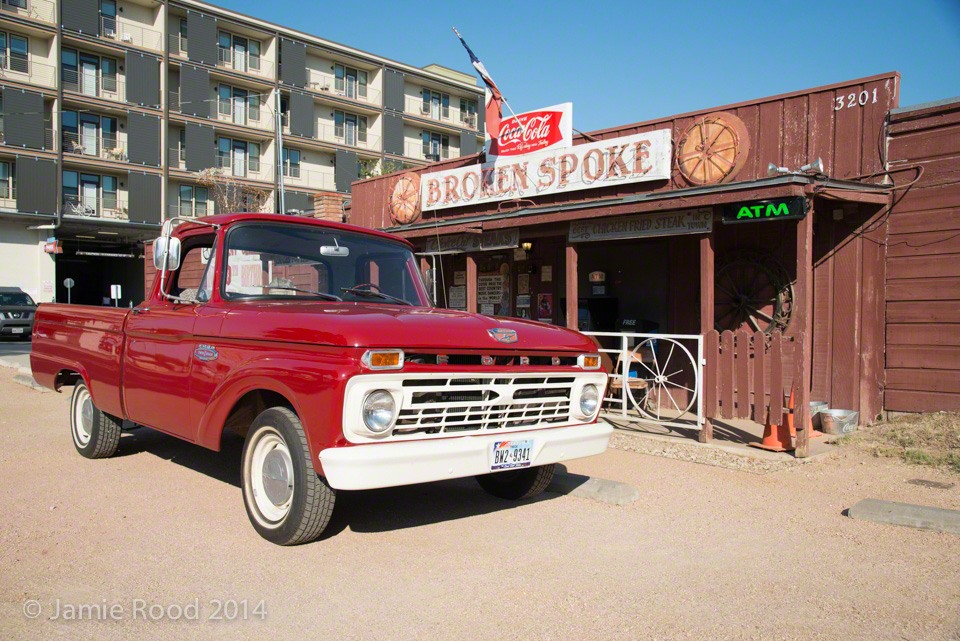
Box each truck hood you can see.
[219,302,595,352]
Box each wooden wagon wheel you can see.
[715,253,793,333]
[388,172,422,225]
[676,112,750,185]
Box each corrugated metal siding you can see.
[280,39,306,88]
[128,173,161,224]
[125,52,160,108]
[335,149,358,193]
[179,65,210,118]
[61,0,98,34]
[186,12,217,65]
[185,121,214,171]
[382,112,404,155]
[127,113,161,166]
[884,98,960,412]
[3,89,44,149]
[15,158,57,213]
[283,190,311,213]
[383,69,405,112]
[288,91,314,138]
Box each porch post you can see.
[699,232,715,443]
[565,242,578,330]
[794,200,814,457]
[466,254,477,313]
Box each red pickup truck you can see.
[31,213,610,545]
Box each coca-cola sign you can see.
[489,102,572,159]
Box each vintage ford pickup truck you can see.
[31,213,611,544]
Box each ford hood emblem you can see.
[488,328,518,344]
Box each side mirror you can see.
[153,236,182,271]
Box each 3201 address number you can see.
[835,88,879,111]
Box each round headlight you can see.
[579,384,599,417]
[362,390,397,433]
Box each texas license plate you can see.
[490,439,534,471]
[11,328,24,334]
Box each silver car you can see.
[0,287,36,340]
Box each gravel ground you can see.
[1,366,959,641]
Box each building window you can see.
[218,31,260,74]
[102,175,118,211]
[282,148,300,178]
[0,94,4,141]
[218,84,259,126]
[460,98,477,126]
[61,48,117,96]
[0,161,14,200]
[421,131,449,161]
[279,95,289,128]
[334,110,367,147]
[217,137,258,177]
[0,32,29,73]
[179,128,186,163]
[335,64,367,100]
[99,0,117,38]
[178,18,187,52]
[421,90,449,120]
[179,185,208,217]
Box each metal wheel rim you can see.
[624,338,698,421]
[73,387,93,447]
[248,428,294,525]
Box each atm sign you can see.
[722,197,806,224]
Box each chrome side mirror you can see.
[153,236,182,271]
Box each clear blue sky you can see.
[218,0,960,132]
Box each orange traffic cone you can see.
[749,409,795,452]
[786,390,823,439]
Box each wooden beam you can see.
[565,242,578,330]
[699,231,715,443]
[466,254,477,313]
[794,202,815,457]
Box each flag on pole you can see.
[453,28,503,143]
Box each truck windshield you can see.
[0,292,35,306]
[222,222,428,306]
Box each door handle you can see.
[132,307,150,315]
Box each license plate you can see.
[11,328,24,334]
[490,439,534,471]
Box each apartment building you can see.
[0,0,485,305]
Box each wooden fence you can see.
[703,329,804,424]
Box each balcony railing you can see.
[0,186,16,209]
[405,95,477,130]
[314,122,380,151]
[169,202,212,219]
[62,68,125,102]
[404,141,451,162]
[217,46,273,80]
[216,99,273,131]
[0,57,56,88]
[169,34,187,58]
[62,131,127,162]
[304,68,380,106]
[0,0,55,23]
[281,165,335,191]
[63,193,129,220]
[215,155,273,182]
[97,15,163,52]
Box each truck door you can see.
[123,236,215,440]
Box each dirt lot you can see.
[1,367,958,641]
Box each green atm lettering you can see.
[736,202,791,220]
[768,202,789,217]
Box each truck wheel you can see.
[70,382,122,459]
[241,407,335,545]
[475,464,557,500]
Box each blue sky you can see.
[218,0,960,132]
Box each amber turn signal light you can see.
[578,354,601,369]
[361,349,405,370]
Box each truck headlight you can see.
[579,384,599,417]
[362,390,397,433]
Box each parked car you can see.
[0,287,37,340]
[30,213,611,545]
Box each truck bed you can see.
[31,304,130,418]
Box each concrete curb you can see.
[548,472,639,506]
[847,498,960,535]
[12,374,51,393]
[0,358,30,375]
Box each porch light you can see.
[521,241,533,252]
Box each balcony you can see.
[169,34,187,58]
[217,46,273,80]
[214,155,274,182]
[0,186,16,210]
[405,95,477,130]
[280,165,335,191]
[62,68,125,102]
[62,131,127,162]
[305,68,380,106]
[97,15,162,52]
[0,57,56,88]
[315,122,380,152]
[63,193,129,220]
[216,99,274,132]
[404,141,450,162]
[0,0,55,24]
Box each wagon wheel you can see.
[715,257,792,333]
[676,112,750,186]
[388,172,422,225]
[624,338,698,422]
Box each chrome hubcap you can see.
[73,388,93,446]
[248,429,294,524]
[262,449,293,506]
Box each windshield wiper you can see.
[264,286,342,301]
[340,287,413,306]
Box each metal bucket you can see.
[810,401,828,431]
[820,409,859,435]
